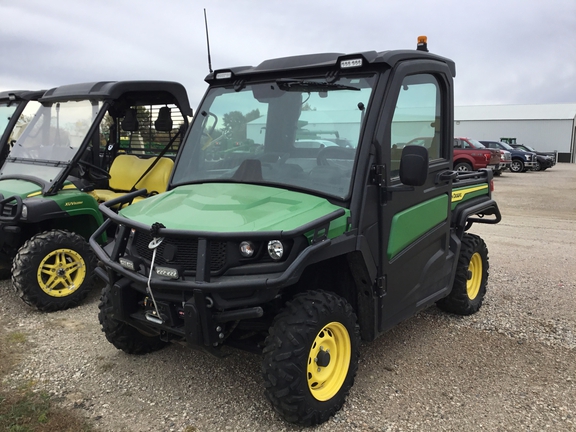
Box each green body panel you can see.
[120,183,349,238]
[0,179,41,198]
[387,194,449,260]
[450,184,490,210]
[0,178,105,242]
[49,190,103,225]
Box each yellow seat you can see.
[94,154,174,204]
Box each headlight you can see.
[156,266,179,279]
[21,204,28,219]
[267,240,284,260]
[239,241,255,258]
[119,256,137,271]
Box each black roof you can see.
[40,81,193,117]
[0,89,46,102]
[207,49,456,83]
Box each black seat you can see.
[155,107,173,132]
[121,108,139,132]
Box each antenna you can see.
[204,8,213,73]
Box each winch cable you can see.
[145,222,166,324]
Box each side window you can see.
[390,73,443,175]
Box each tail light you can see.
[490,179,495,192]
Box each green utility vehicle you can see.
[0,81,192,311]
[91,38,501,425]
[0,90,45,169]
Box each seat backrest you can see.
[154,107,173,132]
[108,155,174,193]
[121,108,139,132]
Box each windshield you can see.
[469,138,486,149]
[0,101,20,135]
[1,99,102,182]
[172,75,375,199]
[498,141,514,150]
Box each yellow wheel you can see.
[37,248,87,297]
[307,322,351,401]
[262,291,359,426]
[12,230,97,312]
[466,252,482,300]
[437,233,489,315]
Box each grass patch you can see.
[0,326,93,432]
[0,388,93,432]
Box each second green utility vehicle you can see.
[91,38,501,425]
[0,81,192,311]
[0,90,44,176]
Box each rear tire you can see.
[437,233,488,315]
[98,284,168,354]
[454,162,472,172]
[12,230,97,312]
[262,290,360,426]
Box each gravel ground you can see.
[1,164,575,432]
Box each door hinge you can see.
[375,276,387,297]
[371,164,385,187]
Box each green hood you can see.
[0,179,42,198]
[120,183,349,235]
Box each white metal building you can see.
[454,104,576,162]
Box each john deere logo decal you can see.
[451,185,488,202]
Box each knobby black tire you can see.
[262,290,360,426]
[12,230,97,312]
[437,233,489,315]
[98,284,168,355]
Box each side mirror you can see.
[399,145,428,186]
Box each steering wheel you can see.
[78,160,111,181]
[316,146,356,166]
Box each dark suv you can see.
[480,140,537,173]
[510,144,556,171]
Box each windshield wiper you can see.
[276,79,360,92]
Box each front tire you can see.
[262,290,360,426]
[437,233,489,315]
[98,284,168,354]
[12,230,97,312]
[510,159,524,173]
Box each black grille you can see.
[133,232,227,273]
[1,204,16,217]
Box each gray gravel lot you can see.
[1,164,575,432]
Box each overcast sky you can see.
[1,0,575,109]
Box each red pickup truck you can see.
[453,137,501,172]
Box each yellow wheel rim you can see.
[307,322,351,401]
[37,248,87,298]
[467,252,482,300]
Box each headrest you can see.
[121,108,139,132]
[155,106,173,132]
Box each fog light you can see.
[119,257,136,271]
[239,241,255,257]
[156,266,179,279]
[267,240,284,260]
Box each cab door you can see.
[376,62,455,332]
